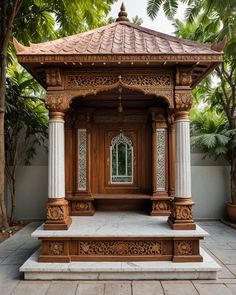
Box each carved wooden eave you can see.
[13,20,224,90]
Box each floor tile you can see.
[132,281,164,295]
[46,283,77,295]
[194,283,233,295]
[76,283,105,295]
[11,281,50,295]
[104,283,131,295]
[161,282,198,295]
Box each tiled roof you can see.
[14,21,222,56]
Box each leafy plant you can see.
[5,63,48,224]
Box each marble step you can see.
[20,248,221,280]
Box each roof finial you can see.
[116,2,130,22]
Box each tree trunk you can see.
[0,52,9,229]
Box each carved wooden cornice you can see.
[17,53,223,64]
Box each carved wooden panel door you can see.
[91,122,152,195]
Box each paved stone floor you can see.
[0,221,236,295]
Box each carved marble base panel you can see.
[44,198,72,230]
[69,200,95,216]
[150,198,171,216]
[37,237,202,263]
[168,198,196,230]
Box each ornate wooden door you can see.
[91,122,152,195]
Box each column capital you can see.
[45,91,70,113]
[174,87,193,112]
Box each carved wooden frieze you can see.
[78,240,162,256]
[64,73,174,107]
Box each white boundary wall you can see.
[5,153,230,220]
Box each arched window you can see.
[110,133,133,184]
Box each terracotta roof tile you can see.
[14,22,223,56]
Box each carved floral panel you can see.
[78,129,87,191]
[156,129,166,191]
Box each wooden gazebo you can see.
[15,4,224,264]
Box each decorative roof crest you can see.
[116,2,130,22]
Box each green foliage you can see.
[190,108,236,161]
[132,16,143,26]
[5,63,48,166]
[12,0,116,44]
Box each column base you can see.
[168,198,196,230]
[44,198,72,230]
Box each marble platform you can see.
[20,212,221,279]
[32,211,209,238]
[20,248,221,280]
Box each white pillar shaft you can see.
[48,119,65,198]
[175,119,191,198]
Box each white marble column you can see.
[168,111,195,230]
[44,111,71,230]
[48,113,65,198]
[175,113,191,198]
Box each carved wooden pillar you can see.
[44,92,72,230]
[151,111,171,216]
[69,112,95,216]
[168,67,196,230]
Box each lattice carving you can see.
[67,75,117,88]
[176,241,193,255]
[49,241,64,255]
[111,133,132,147]
[122,74,171,87]
[78,129,87,191]
[175,92,193,111]
[156,129,166,191]
[66,74,171,89]
[79,240,162,256]
[47,206,64,220]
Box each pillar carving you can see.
[44,92,72,230]
[168,79,196,230]
[151,111,171,216]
